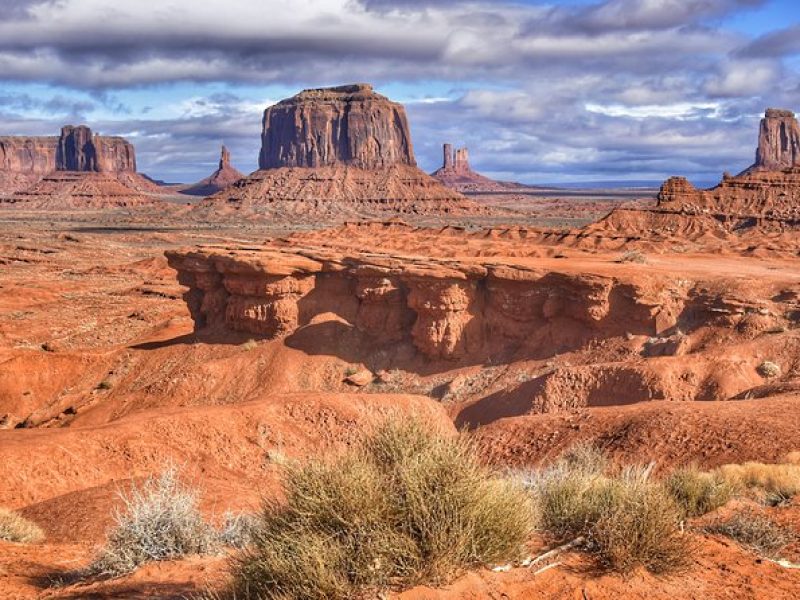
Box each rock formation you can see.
[1,125,136,177]
[180,145,245,197]
[197,84,481,218]
[259,84,415,170]
[643,108,800,224]
[432,143,528,192]
[745,108,800,173]
[166,241,686,362]
[0,125,157,207]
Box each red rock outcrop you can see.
[197,84,483,218]
[259,84,415,170]
[432,143,529,193]
[0,125,159,206]
[180,145,245,197]
[1,125,136,177]
[599,108,800,233]
[166,244,690,363]
[745,108,800,173]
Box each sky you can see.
[0,0,797,186]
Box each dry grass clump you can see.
[704,509,796,559]
[616,250,647,264]
[228,419,535,600]
[86,465,219,577]
[665,466,734,518]
[525,447,690,575]
[714,461,800,505]
[0,507,44,544]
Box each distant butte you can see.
[196,83,483,218]
[743,108,800,173]
[431,143,531,193]
[180,145,245,197]
[0,125,159,208]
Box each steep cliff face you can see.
[259,83,415,170]
[166,245,690,363]
[0,137,58,175]
[748,108,800,172]
[1,126,137,176]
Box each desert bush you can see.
[665,465,734,518]
[0,507,44,543]
[86,465,218,577]
[217,511,260,549]
[525,447,690,574]
[704,509,796,559]
[228,419,535,599]
[756,360,781,378]
[617,250,647,264]
[714,461,800,505]
[590,467,691,574]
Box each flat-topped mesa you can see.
[0,125,137,175]
[258,83,416,170]
[747,108,800,173]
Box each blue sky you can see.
[0,0,797,185]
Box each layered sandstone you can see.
[166,243,689,362]
[0,125,159,206]
[198,84,482,218]
[3,172,157,209]
[0,125,136,177]
[259,84,415,170]
[180,145,245,196]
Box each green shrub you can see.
[228,419,535,599]
[0,508,44,543]
[665,465,734,518]
[525,447,691,575]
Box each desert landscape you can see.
[1,1,800,599]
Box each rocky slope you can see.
[180,145,244,197]
[166,225,800,415]
[197,84,483,218]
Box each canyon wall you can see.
[166,246,695,362]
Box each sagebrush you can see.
[227,419,535,599]
[524,447,691,574]
[86,465,219,577]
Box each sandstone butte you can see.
[180,145,245,196]
[580,107,800,239]
[195,84,484,216]
[431,142,528,192]
[0,124,159,208]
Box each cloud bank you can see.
[0,0,794,184]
